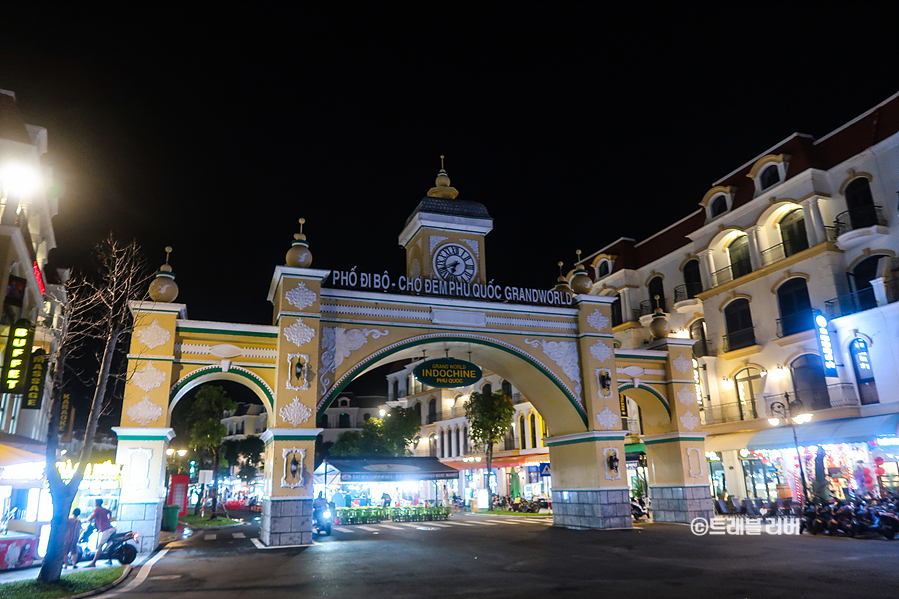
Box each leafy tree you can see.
[329,407,421,457]
[39,237,150,583]
[465,390,515,507]
[187,385,237,518]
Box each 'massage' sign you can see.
[414,358,482,388]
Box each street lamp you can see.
[768,392,813,502]
[0,158,40,226]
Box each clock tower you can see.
[398,157,492,285]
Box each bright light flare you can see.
[0,160,40,197]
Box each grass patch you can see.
[0,566,125,599]
[179,514,240,528]
[477,510,551,517]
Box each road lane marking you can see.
[486,519,522,525]
[251,538,312,549]
[425,522,451,527]
[98,549,168,596]
[462,520,497,525]
[379,524,405,530]
[204,534,217,540]
[358,526,380,532]
[232,532,246,538]
[395,523,425,528]
[442,521,475,526]
[334,526,355,533]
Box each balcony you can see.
[700,399,760,425]
[834,204,887,237]
[711,258,752,287]
[763,384,860,416]
[824,287,877,319]
[638,297,667,317]
[674,282,703,304]
[721,327,756,353]
[760,237,809,267]
[775,309,815,338]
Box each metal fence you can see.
[722,327,756,353]
[711,258,752,287]
[775,310,814,338]
[824,287,877,319]
[700,400,759,425]
[674,282,703,303]
[834,204,886,237]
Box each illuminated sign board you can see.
[21,349,47,409]
[813,311,837,377]
[32,261,45,296]
[413,358,482,389]
[2,319,35,393]
[850,338,873,381]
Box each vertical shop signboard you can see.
[21,349,47,409]
[1,319,34,393]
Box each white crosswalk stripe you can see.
[357,525,380,532]
[334,526,355,533]
[232,532,246,538]
[378,524,405,530]
[442,520,475,526]
[464,520,497,525]
[485,519,522,525]
[425,522,451,527]
[204,534,217,541]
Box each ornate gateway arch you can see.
[114,166,713,549]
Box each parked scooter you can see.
[76,524,139,565]
[631,498,649,521]
[312,508,333,536]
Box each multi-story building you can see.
[577,91,899,503]
[221,403,268,442]
[317,393,386,445]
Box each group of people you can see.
[62,499,115,568]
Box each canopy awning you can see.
[314,457,460,482]
[0,444,45,468]
[746,414,899,451]
[704,431,758,453]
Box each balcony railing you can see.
[764,385,859,416]
[692,338,714,357]
[721,327,756,353]
[775,309,815,338]
[674,282,704,303]
[638,297,667,317]
[834,205,887,237]
[824,287,877,319]
[760,237,809,267]
[700,399,760,425]
[711,258,752,287]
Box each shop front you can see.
[443,453,551,509]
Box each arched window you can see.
[683,260,702,299]
[689,318,708,357]
[598,261,610,277]
[339,413,350,428]
[760,164,780,190]
[455,428,461,456]
[727,236,752,280]
[723,299,755,351]
[648,276,665,312]
[519,415,527,449]
[733,367,763,420]
[340,398,349,407]
[392,379,399,400]
[427,397,437,423]
[462,426,468,454]
[776,278,813,337]
[320,414,328,428]
[440,430,446,458]
[790,354,829,411]
[845,178,877,230]
[501,380,512,397]
[414,402,422,423]
[529,413,538,448]
[482,383,492,396]
[504,426,515,450]
[711,195,728,217]
[851,255,884,312]
[778,209,808,257]
[850,338,878,405]
[363,413,371,421]
[611,293,624,326]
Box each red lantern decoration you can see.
[864,474,874,484]
[874,456,885,466]
[863,467,871,475]
[875,466,886,476]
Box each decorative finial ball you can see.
[570,270,592,295]
[165,246,173,253]
[649,311,670,340]
[435,172,450,187]
[299,218,306,225]
[149,273,178,303]
[286,244,313,268]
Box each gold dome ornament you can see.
[649,295,670,340]
[426,155,460,200]
[286,218,313,268]
[554,261,573,296]
[148,246,179,303]
[569,250,593,295]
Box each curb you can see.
[64,564,133,599]
[181,521,247,532]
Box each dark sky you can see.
[2,3,898,423]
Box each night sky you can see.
[2,3,898,426]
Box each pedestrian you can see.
[87,499,115,567]
[64,508,82,568]
[381,492,391,508]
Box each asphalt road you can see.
[97,513,899,599]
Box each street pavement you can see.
[88,513,899,599]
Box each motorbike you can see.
[631,498,649,521]
[76,524,139,565]
[312,508,333,536]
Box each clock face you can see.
[433,243,477,283]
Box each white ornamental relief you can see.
[524,339,581,397]
[284,321,316,347]
[672,354,692,375]
[320,327,390,394]
[135,320,171,350]
[687,447,704,478]
[595,406,619,430]
[677,385,698,407]
[279,397,313,427]
[132,363,166,392]
[126,397,163,427]
[679,410,701,431]
[587,309,610,332]
[461,238,480,258]
[429,235,448,253]
[285,282,317,310]
[589,340,612,362]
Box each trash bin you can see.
[161,505,180,532]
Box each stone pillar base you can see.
[650,485,714,523]
[260,499,313,546]
[551,489,633,530]
[116,500,164,553]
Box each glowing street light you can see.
[166,448,175,456]
[768,393,813,501]
[177,449,188,457]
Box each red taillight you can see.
[131,532,139,540]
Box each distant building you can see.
[221,403,267,441]
[317,393,387,444]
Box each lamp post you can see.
[767,392,813,502]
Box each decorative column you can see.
[546,294,631,530]
[698,249,714,290]
[618,287,636,322]
[800,196,827,245]
[643,337,715,524]
[747,226,763,271]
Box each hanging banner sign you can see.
[328,269,574,307]
[813,311,838,377]
[59,393,71,435]
[1,319,35,393]
[21,348,47,409]
[413,358,482,388]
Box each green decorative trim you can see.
[618,382,671,417]
[546,437,603,448]
[321,292,578,318]
[262,434,319,444]
[116,435,171,441]
[176,326,278,338]
[644,437,706,445]
[321,335,587,427]
[318,319,575,339]
[614,353,668,361]
[170,366,274,408]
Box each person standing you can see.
[87,499,115,567]
[64,508,82,568]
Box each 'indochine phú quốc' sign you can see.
[413,358,482,388]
